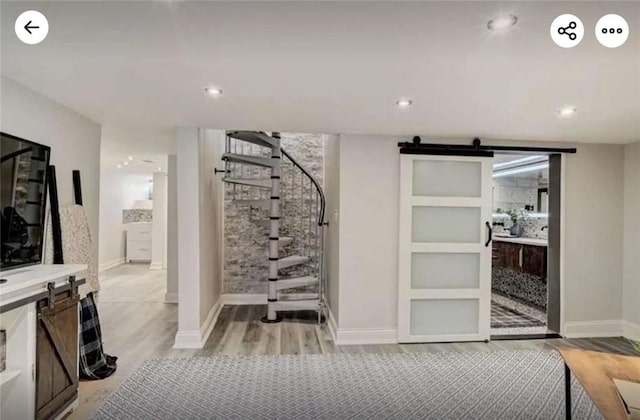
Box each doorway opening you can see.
[490,154,561,339]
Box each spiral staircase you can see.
[221,131,326,323]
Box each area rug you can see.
[491,300,546,329]
[91,351,602,419]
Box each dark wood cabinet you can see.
[493,242,522,270]
[492,241,547,278]
[523,246,547,278]
[35,290,79,420]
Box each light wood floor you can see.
[69,264,637,419]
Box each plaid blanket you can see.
[79,293,117,380]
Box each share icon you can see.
[550,14,584,48]
[558,21,577,40]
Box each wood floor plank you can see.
[280,320,302,355]
[299,323,322,354]
[262,323,282,356]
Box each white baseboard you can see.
[622,320,640,340]
[173,297,223,349]
[199,298,222,346]
[335,327,398,345]
[99,258,125,273]
[326,305,338,344]
[173,330,203,349]
[164,292,178,304]
[564,319,623,338]
[149,261,164,270]
[220,293,267,305]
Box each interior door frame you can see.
[397,154,494,343]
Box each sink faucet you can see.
[541,226,548,231]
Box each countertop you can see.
[0,264,87,310]
[493,236,547,247]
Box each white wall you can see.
[197,129,225,325]
[623,141,640,338]
[174,128,225,348]
[121,176,152,209]
[1,76,101,266]
[150,172,167,270]
[176,128,200,345]
[337,135,400,331]
[323,135,341,323]
[166,154,178,303]
[98,166,151,271]
[563,146,624,330]
[330,134,627,341]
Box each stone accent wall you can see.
[123,209,152,224]
[223,133,324,294]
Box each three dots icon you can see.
[601,27,623,35]
[595,14,629,48]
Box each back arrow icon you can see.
[24,20,39,34]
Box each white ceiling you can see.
[2,1,639,145]
[100,124,173,174]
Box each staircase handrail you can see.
[280,148,326,227]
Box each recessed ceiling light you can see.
[487,14,518,31]
[558,107,578,117]
[123,161,129,166]
[204,87,223,96]
[128,156,133,160]
[395,98,413,108]
[157,167,162,171]
[117,164,122,169]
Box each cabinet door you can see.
[503,243,522,270]
[492,242,505,267]
[523,245,547,278]
[36,291,79,420]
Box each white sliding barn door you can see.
[398,154,493,343]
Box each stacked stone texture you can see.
[223,133,324,294]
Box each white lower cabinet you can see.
[126,222,152,263]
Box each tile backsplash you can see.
[493,176,542,213]
[493,215,548,240]
[123,209,152,224]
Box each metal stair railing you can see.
[280,148,326,317]
[222,131,327,323]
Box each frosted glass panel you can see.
[413,161,482,197]
[410,299,479,335]
[412,207,481,243]
[411,253,480,289]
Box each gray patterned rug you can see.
[91,351,602,420]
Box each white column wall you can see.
[175,128,202,346]
[165,154,178,304]
[323,134,341,326]
[150,172,167,269]
[174,128,225,349]
[197,129,225,326]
